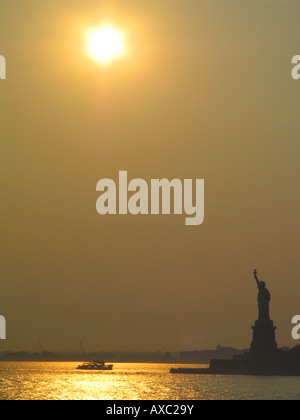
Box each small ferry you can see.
[76,361,113,371]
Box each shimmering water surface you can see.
[0,362,300,400]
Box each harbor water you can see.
[0,362,300,400]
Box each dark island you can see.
[171,270,300,376]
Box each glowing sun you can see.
[87,24,127,65]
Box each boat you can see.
[76,361,113,371]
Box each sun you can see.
[86,24,127,65]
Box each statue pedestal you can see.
[250,319,278,356]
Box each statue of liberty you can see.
[253,269,271,322]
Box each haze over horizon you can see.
[1,0,300,353]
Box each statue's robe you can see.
[258,285,271,321]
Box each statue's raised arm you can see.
[253,269,260,287]
[253,269,271,322]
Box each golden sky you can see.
[0,0,300,352]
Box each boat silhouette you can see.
[77,361,113,371]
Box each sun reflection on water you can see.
[0,363,300,400]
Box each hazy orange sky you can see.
[1,0,300,353]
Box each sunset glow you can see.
[86,24,126,65]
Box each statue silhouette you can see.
[254,269,271,322]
